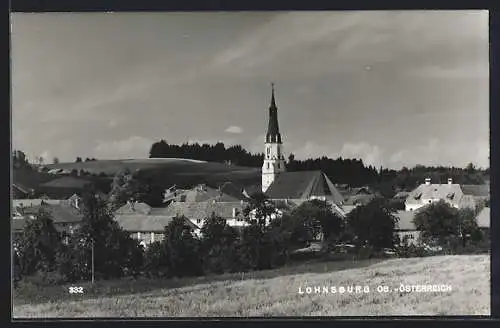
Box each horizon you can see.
[11,11,489,170]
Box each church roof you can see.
[264,170,344,204]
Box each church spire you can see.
[266,82,282,144]
[270,82,277,109]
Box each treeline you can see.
[149,140,264,167]
[287,155,379,187]
[148,141,489,192]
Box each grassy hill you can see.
[13,255,489,317]
[44,158,262,189]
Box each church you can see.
[259,84,344,207]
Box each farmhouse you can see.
[114,201,199,247]
[405,177,476,212]
[12,198,84,244]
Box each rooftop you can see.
[265,171,344,204]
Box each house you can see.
[165,183,245,204]
[405,177,475,212]
[12,200,84,244]
[115,215,198,248]
[461,184,490,206]
[475,207,490,237]
[393,191,410,201]
[114,201,199,247]
[394,210,420,245]
[37,176,94,199]
[343,194,377,206]
[162,200,248,229]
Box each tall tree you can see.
[344,198,399,250]
[18,207,62,276]
[413,200,460,246]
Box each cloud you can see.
[93,136,155,159]
[340,142,384,168]
[292,141,337,160]
[224,125,243,134]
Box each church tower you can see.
[262,83,286,193]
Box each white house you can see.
[405,177,475,212]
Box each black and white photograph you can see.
[11,10,490,317]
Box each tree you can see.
[17,207,62,276]
[457,207,483,245]
[72,191,144,280]
[108,169,164,210]
[200,213,238,274]
[289,199,344,245]
[52,157,60,164]
[161,216,203,277]
[75,157,83,163]
[236,192,291,271]
[413,200,460,246]
[242,192,277,226]
[344,198,399,250]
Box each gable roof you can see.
[344,194,376,206]
[39,176,93,189]
[406,183,464,206]
[476,207,490,229]
[461,184,490,198]
[114,215,198,232]
[264,171,344,204]
[163,201,246,223]
[13,202,83,224]
[393,191,410,200]
[183,184,242,203]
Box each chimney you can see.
[448,178,453,184]
[232,207,237,218]
[74,197,79,209]
[425,178,431,185]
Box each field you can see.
[13,255,490,318]
[43,158,261,188]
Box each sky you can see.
[11,11,489,169]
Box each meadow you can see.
[13,255,490,318]
[43,158,261,188]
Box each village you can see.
[11,10,490,317]
[12,85,491,255]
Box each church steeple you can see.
[262,82,286,193]
[266,83,282,144]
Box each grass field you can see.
[42,158,261,188]
[13,255,489,318]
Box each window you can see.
[267,163,270,169]
[277,163,280,169]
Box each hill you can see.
[13,255,489,317]
[44,158,262,189]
